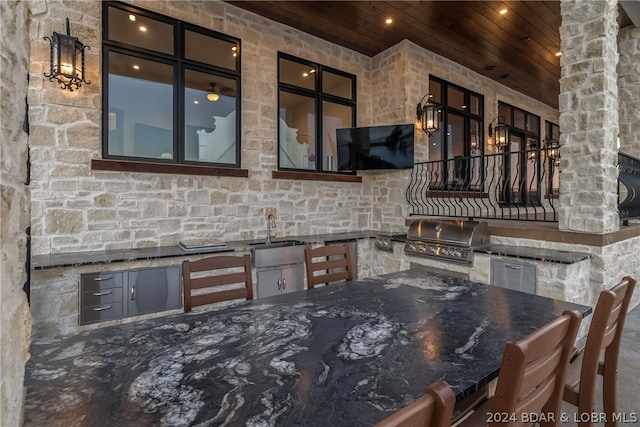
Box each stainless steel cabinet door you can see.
[257,269,282,298]
[280,265,303,294]
[491,259,537,295]
[126,266,181,316]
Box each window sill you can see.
[91,159,249,178]
[272,170,362,183]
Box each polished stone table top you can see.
[24,270,590,427]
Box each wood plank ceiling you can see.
[226,1,628,110]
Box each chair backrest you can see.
[304,244,353,289]
[182,254,253,312]
[375,381,456,427]
[576,275,636,413]
[490,309,582,426]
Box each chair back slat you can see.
[375,381,455,427]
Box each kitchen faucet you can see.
[266,214,277,244]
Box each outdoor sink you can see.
[247,239,305,249]
[250,240,307,268]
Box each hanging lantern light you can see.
[44,18,91,91]
[488,116,509,150]
[416,94,442,136]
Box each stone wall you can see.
[1,1,32,425]
[28,1,564,255]
[618,25,640,157]
[558,0,620,233]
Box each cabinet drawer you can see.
[81,302,123,324]
[81,287,123,307]
[81,272,123,291]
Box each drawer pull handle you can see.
[282,278,286,289]
[93,276,114,281]
[131,285,135,301]
[93,290,113,296]
[93,305,113,311]
[277,279,282,290]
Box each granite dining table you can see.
[23,269,591,427]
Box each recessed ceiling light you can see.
[302,72,309,77]
[385,18,393,25]
[499,8,508,15]
[555,51,562,57]
[133,65,140,70]
[232,46,237,51]
[194,100,199,104]
[128,14,136,22]
[139,26,147,33]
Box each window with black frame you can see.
[103,2,241,167]
[497,102,542,206]
[278,53,356,172]
[427,76,484,191]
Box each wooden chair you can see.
[375,381,456,427]
[457,309,583,427]
[182,254,253,312]
[563,276,637,427]
[304,244,353,289]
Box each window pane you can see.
[513,109,525,129]
[279,58,316,90]
[527,113,540,135]
[429,79,442,104]
[107,51,174,160]
[447,86,465,110]
[322,102,353,171]
[447,114,465,186]
[469,94,481,116]
[107,5,173,55]
[498,103,511,125]
[185,30,238,71]
[322,71,352,99]
[184,69,237,165]
[279,91,316,170]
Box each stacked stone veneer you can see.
[1,1,32,425]
[618,25,640,157]
[559,0,620,233]
[28,1,563,255]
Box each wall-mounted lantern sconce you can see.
[527,142,537,162]
[44,18,91,91]
[488,116,509,150]
[416,94,442,136]
[544,134,561,165]
[470,131,480,154]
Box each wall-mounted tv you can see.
[336,124,414,171]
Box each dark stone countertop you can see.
[475,243,592,264]
[24,269,591,427]
[31,231,377,270]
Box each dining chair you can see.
[457,309,583,427]
[563,276,636,427]
[304,244,353,289]
[375,381,456,427]
[182,254,253,312]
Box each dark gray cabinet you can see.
[80,266,181,325]
[491,259,537,294]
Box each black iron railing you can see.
[407,150,640,224]
[406,147,560,221]
[619,152,640,224]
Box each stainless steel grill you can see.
[404,219,490,264]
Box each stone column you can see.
[558,0,620,233]
[618,26,640,158]
[1,1,32,426]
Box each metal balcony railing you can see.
[407,149,640,224]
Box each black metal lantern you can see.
[488,116,509,150]
[544,134,561,164]
[416,94,442,136]
[44,18,90,91]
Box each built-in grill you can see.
[404,219,490,264]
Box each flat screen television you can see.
[336,124,414,170]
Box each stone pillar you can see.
[558,0,620,233]
[618,26,640,157]
[1,1,32,425]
